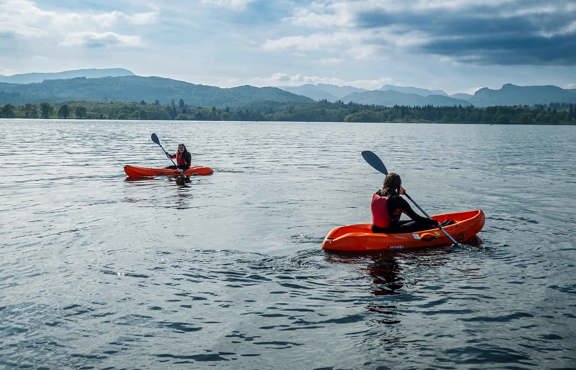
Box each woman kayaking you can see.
[165,143,191,185]
[166,144,191,171]
[371,172,439,233]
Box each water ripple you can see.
[1,121,575,369]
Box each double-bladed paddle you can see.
[361,150,461,247]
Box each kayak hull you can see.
[322,209,485,253]
[124,165,213,177]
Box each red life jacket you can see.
[176,151,189,168]
[371,193,392,228]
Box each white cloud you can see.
[200,0,254,10]
[125,11,158,25]
[287,1,353,28]
[262,27,424,61]
[317,57,346,65]
[265,1,435,61]
[263,33,344,52]
[543,20,576,37]
[87,10,158,27]
[0,0,155,45]
[251,72,348,87]
[0,0,47,38]
[262,30,379,54]
[60,32,143,48]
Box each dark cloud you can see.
[354,2,576,65]
[423,34,576,65]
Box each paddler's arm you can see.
[397,196,438,226]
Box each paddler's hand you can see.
[166,153,172,159]
[426,218,440,227]
[399,186,406,195]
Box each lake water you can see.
[1,119,575,369]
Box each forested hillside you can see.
[1,100,574,124]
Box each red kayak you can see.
[322,209,485,253]
[124,164,213,177]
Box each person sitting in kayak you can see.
[371,172,439,233]
[166,144,191,170]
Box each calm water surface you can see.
[1,120,575,369]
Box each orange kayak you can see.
[124,164,213,177]
[322,209,485,253]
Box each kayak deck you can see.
[322,209,485,253]
[124,165,213,177]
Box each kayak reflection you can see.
[326,249,455,297]
[124,175,191,186]
[325,253,403,296]
[365,254,403,296]
[124,176,158,182]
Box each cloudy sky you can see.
[1,0,575,93]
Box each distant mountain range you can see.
[0,68,133,84]
[467,84,576,106]
[0,74,311,108]
[0,68,574,108]
[281,83,576,107]
[380,84,448,96]
[280,84,366,102]
[341,90,471,107]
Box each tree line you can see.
[1,100,575,124]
